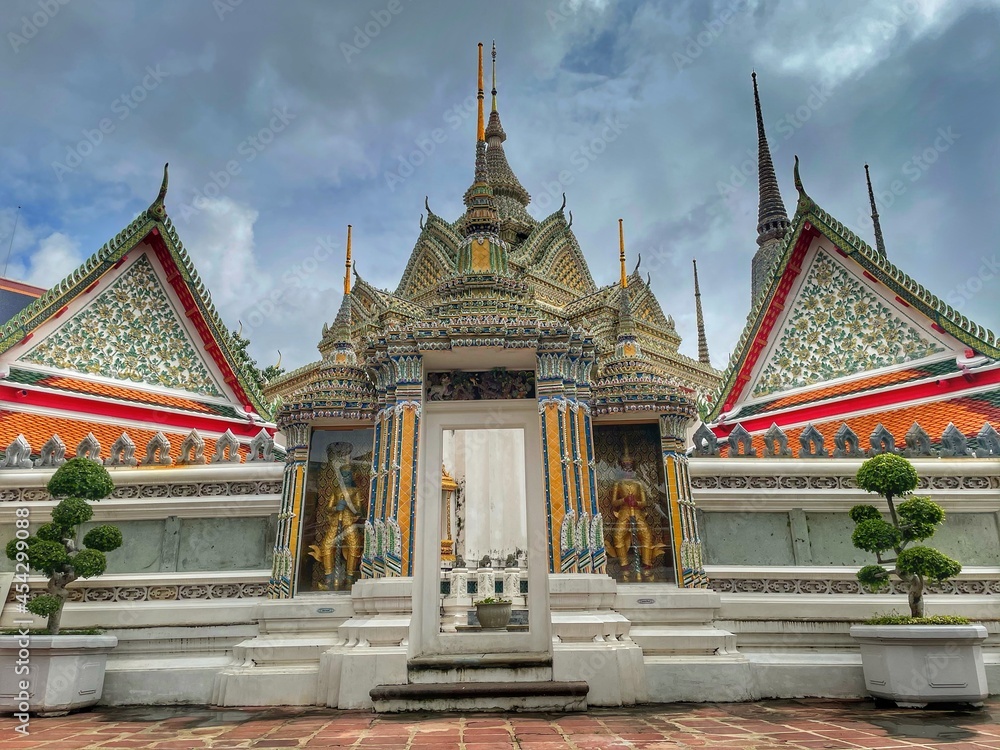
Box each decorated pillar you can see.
[660,411,708,588]
[538,350,571,573]
[537,332,605,575]
[268,421,311,598]
[574,351,605,574]
[362,351,422,577]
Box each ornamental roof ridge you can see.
[0,170,272,420]
[709,156,999,421]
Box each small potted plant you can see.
[1,458,121,716]
[475,596,512,630]
[848,453,987,707]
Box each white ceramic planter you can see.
[850,624,988,707]
[0,634,118,716]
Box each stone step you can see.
[629,626,738,656]
[370,680,588,713]
[407,653,553,684]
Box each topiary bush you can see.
[851,453,960,618]
[5,458,120,634]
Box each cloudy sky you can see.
[1,0,998,373]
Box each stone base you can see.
[0,635,117,716]
[370,680,588,712]
[851,624,989,707]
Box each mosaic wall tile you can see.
[752,251,945,398]
[21,255,224,397]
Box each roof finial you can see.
[148,162,169,219]
[477,42,485,143]
[752,72,789,248]
[344,224,352,295]
[618,218,628,289]
[275,350,282,370]
[865,164,887,257]
[693,259,710,365]
[491,40,498,113]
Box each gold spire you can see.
[618,218,628,289]
[344,224,352,295]
[477,42,485,142]
[491,40,497,113]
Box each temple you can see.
[3,49,1000,711]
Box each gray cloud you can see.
[1,0,998,373]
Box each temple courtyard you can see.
[2,700,998,750]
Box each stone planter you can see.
[850,625,988,707]
[475,602,512,630]
[0,634,118,716]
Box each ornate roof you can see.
[0,166,273,419]
[709,157,999,434]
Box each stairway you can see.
[370,653,589,712]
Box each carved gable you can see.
[20,254,224,397]
[396,238,454,300]
[749,249,947,399]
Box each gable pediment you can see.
[17,253,226,398]
[745,243,955,402]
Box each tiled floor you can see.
[2,699,999,749]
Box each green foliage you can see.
[51,497,93,528]
[897,546,962,581]
[35,523,69,543]
[26,539,70,575]
[851,518,901,553]
[897,496,945,542]
[851,455,961,617]
[857,564,892,591]
[231,328,284,388]
[476,597,511,605]
[849,505,882,523]
[47,457,114,501]
[855,453,918,499]
[83,525,123,552]
[5,537,27,561]
[1,627,103,635]
[22,459,120,635]
[865,614,971,625]
[72,548,107,578]
[26,595,62,618]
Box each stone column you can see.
[660,411,708,588]
[268,421,311,598]
[537,350,574,573]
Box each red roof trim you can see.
[714,364,1000,437]
[0,278,46,297]
[724,225,818,410]
[0,383,271,438]
[145,232,256,413]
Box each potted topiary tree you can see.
[1,458,121,716]
[848,453,987,707]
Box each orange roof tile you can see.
[762,368,932,411]
[0,410,248,464]
[720,389,1000,456]
[38,376,214,414]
